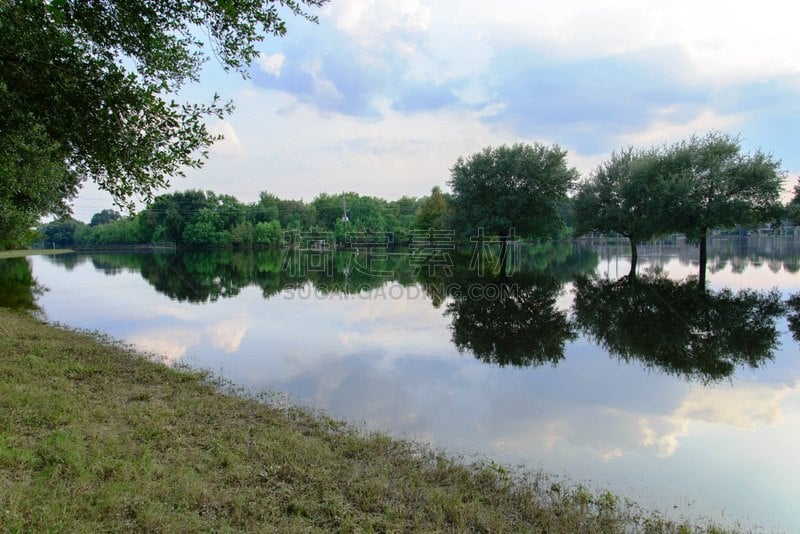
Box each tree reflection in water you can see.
[444,272,575,368]
[573,273,784,383]
[0,257,46,310]
[787,293,800,342]
[35,246,793,378]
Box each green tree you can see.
[251,192,282,224]
[449,143,577,274]
[413,186,451,231]
[667,133,785,287]
[0,0,326,244]
[0,123,80,249]
[573,147,683,276]
[254,220,282,246]
[40,217,86,247]
[787,179,800,225]
[384,195,419,243]
[89,209,122,227]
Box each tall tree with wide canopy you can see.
[573,147,684,276]
[666,133,785,287]
[448,143,577,275]
[0,0,326,248]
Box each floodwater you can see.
[4,236,799,531]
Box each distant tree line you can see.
[40,190,423,248]
[37,134,796,263]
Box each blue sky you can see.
[72,0,800,219]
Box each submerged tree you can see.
[0,0,326,247]
[449,143,577,275]
[573,273,784,383]
[573,147,683,276]
[666,133,785,287]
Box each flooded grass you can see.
[0,249,73,259]
[0,308,738,532]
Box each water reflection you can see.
[443,271,574,368]
[15,238,800,531]
[787,294,800,342]
[0,257,45,310]
[31,243,796,378]
[573,273,785,383]
[586,237,800,275]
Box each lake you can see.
[3,236,799,531]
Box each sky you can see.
[71,0,800,220]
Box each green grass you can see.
[0,249,73,259]
[0,308,738,532]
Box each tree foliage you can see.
[573,147,688,274]
[413,186,452,231]
[0,122,80,249]
[448,143,577,240]
[38,189,422,248]
[667,133,785,240]
[0,0,326,246]
[89,209,121,227]
[788,179,800,225]
[574,148,678,241]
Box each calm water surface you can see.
[4,237,800,531]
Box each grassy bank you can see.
[0,249,73,259]
[0,308,730,532]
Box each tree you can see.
[787,179,800,226]
[254,220,282,246]
[667,133,785,287]
[40,217,86,247]
[573,147,684,276]
[0,123,80,249]
[89,209,122,227]
[0,0,326,245]
[413,186,451,231]
[448,143,577,275]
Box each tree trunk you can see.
[628,238,638,280]
[698,228,707,290]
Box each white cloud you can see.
[675,383,792,429]
[616,109,745,147]
[208,317,251,353]
[181,88,528,201]
[207,120,245,158]
[431,0,800,85]
[327,0,432,46]
[640,381,799,457]
[257,53,285,76]
[126,328,201,364]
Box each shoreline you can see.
[0,249,73,259]
[0,307,735,531]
